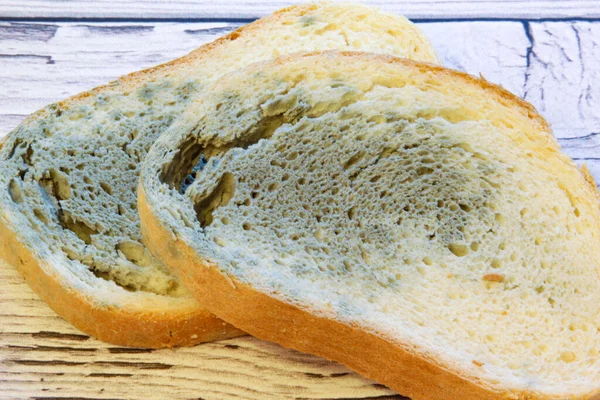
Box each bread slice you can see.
[0,5,439,348]
[139,52,600,398]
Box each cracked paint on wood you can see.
[523,21,600,139]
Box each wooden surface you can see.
[0,262,403,400]
[1,0,600,20]
[1,2,600,399]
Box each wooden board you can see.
[0,260,403,400]
[1,0,600,20]
[1,11,600,400]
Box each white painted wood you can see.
[523,21,600,139]
[1,0,599,20]
[420,22,530,97]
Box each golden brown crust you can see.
[140,175,600,400]
[139,187,504,399]
[0,214,244,348]
[579,164,600,203]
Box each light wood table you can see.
[1,1,599,399]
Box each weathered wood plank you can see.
[523,21,600,139]
[1,0,599,20]
[419,22,529,97]
[0,21,242,129]
[0,258,405,400]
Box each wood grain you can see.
[0,258,405,399]
[1,0,599,20]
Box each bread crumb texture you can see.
[143,52,600,396]
[0,4,438,311]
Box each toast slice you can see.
[0,5,439,348]
[139,52,600,398]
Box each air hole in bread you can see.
[161,136,206,192]
[162,109,293,199]
[448,242,469,257]
[23,144,34,165]
[347,207,356,220]
[91,268,136,292]
[33,208,48,224]
[6,138,23,159]
[99,182,113,196]
[343,150,365,170]
[117,240,156,268]
[58,211,99,245]
[195,172,237,228]
[8,179,23,203]
[180,153,207,194]
[39,168,72,201]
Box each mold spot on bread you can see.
[0,5,447,348]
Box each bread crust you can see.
[0,5,321,347]
[2,4,440,348]
[138,188,503,399]
[138,53,600,396]
[140,178,600,400]
[0,214,243,348]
